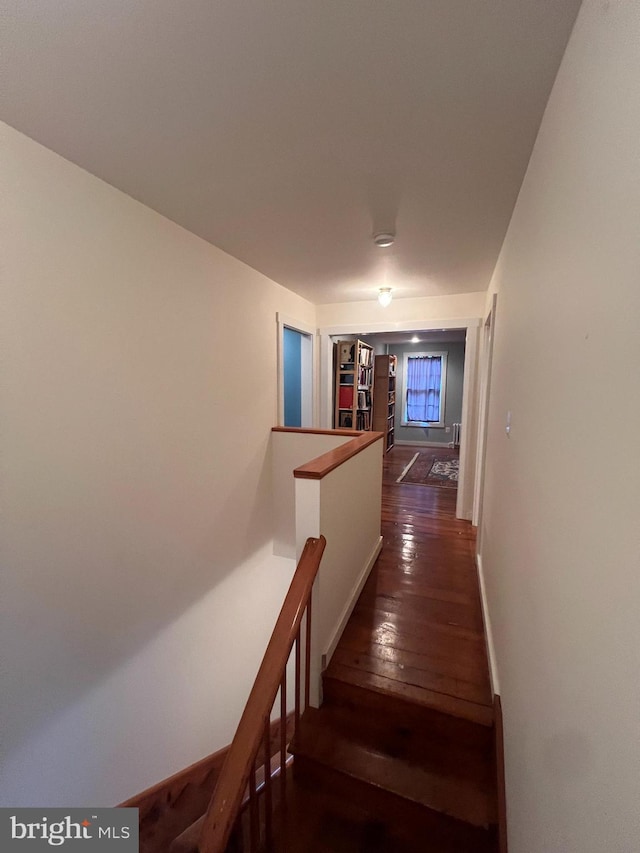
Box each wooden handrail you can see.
[271,426,366,437]
[271,426,384,480]
[293,431,383,480]
[197,535,327,853]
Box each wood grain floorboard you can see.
[326,445,493,718]
[336,622,489,685]
[355,588,484,631]
[351,600,484,641]
[330,647,490,705]
[324,666,494,726]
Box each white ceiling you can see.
[2,1,582,304]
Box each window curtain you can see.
[406,356,441,422]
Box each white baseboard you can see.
[322,535,383,667]
[476,552,500,696]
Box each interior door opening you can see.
[319,321,481,521]
[278,316,314,428]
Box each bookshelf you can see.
[334,340,374,430]
[373,354,397,452]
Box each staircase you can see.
[136,448,503,852]
[281,663,498,852]
[161,674,499,853]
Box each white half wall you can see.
[479,3,640,851]
[295,439,383,705]
[0,122,315,806]
[317,441,383,665]
[271,430,351,558]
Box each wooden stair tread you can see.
[324,661,494,727]
[335,617,492,687]
[329,645,492,706]
[274,779,497,853]
[292,707,496,828]
[296,703,493,773]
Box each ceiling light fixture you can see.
[373,232,395,248]
[378,287,393,308]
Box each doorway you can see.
[277,314,314,428]
[472,294,497,537]
[319,318,481,520]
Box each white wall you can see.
[317,291,486,329]
[0,123,316,806]
[271,430,351,558]
[480,3,640,851]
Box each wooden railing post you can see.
[197,535,326,853]
[304,598,312,711]
[279,671,287,812]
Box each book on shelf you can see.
[358,365,373,386]
[359,347,372,367]
[357,389,371,410]
[356,410,371,430]
[339,385,354,408]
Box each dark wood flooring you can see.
[327,445,492,722]
[286,445,498,852]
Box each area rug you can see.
[396,452,459,487]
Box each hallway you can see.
[326,444,493,723]
[286,444,498,852]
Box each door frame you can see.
[276,313,316,427]
[472,294,498,536]
[318,315,481,521]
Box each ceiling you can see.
[2,1,582,304]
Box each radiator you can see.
[451,422,461,447]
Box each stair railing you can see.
[198,535,327,853]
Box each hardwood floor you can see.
[287,445,498,852]
[328,444,492,721]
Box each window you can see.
[401,351,447,428]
